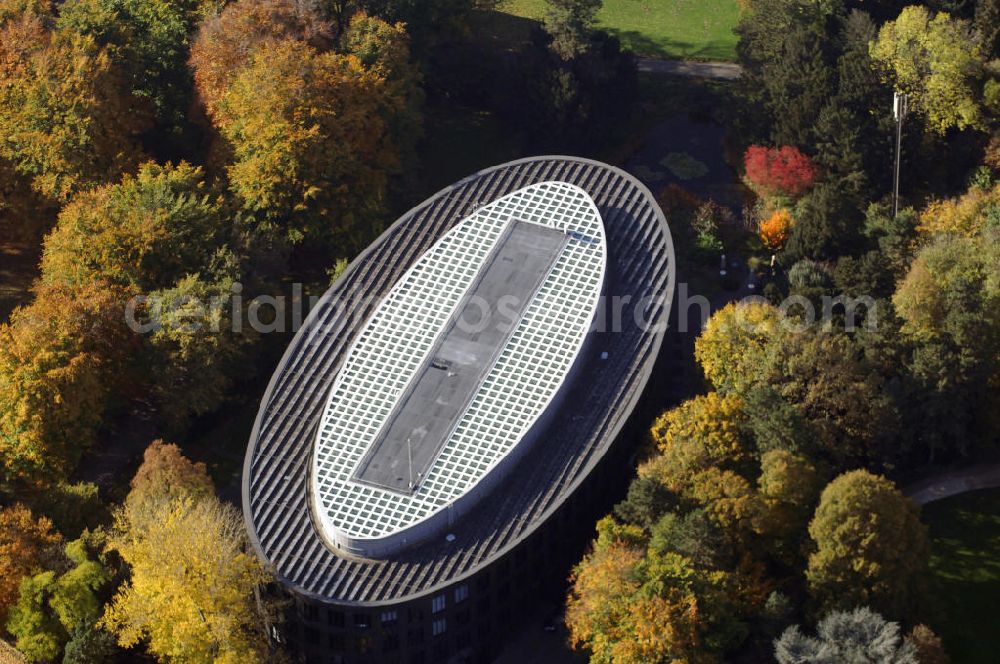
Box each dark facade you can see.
[242,157,675,663]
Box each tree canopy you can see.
[870,6,985,133]
[806,470,929,618]
[0,12,147,203]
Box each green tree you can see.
[6,539,111,663]
[6,573,64,662]
[870,5,985,133]
[56,0,208,132]
[144,274,249,430]
[785,179,863,261]
[763,24,834,148]
[543,0,601,60]
[0,505,62,627]
[41,161,231,293]
[0,13,147,203]
[767,330,899,467]
[892,231,1000,456]
[806,471,929,618]
[775,607,917,664]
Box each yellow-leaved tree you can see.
[214,38,395,245]
[870,5,985,133]
[103,441,269,663]
[693,301,788,396]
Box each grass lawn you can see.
[922,488,1000,663]
[499,0,741,61]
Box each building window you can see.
[383,634,400,653]
[304,627,319,645]
[356,636,373,654]
[453,584,469,604]
[432,618,447,637]
[408,607,423,623]
[431,594,446,614]
[353,613,371,629]
[407,627,424,645]
[328,610,345,627]
[380,610,398,626]
[328,634,345,650]
[303,604,319,621]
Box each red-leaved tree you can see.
[744,145,817,198]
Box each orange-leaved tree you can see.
[0,282,132,483]
[0,504,62,626]
[759,208,794,252]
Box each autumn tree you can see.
[41,161,231,293]
[918,181,1000,237]
[341,11,423,163]
[870,6,985,133]
[906,624,951,664]
[806,471,929,618]
[103,497,268,662]
[0,11,146,203]
[759,209,793,252]
[214,38,395,245]
[0,283,131,482]
[188,0,331,120]
[41,162,249,428]
[125,439,214,520]
[544,0,602,60]
[56,0,208,132]
[775,607,918,664]
[649,392,753,484]
[566,518,738,663]
[744,146,816,199]
[694,301,788,396]
[0,505,61,627]
[752,450,821,567]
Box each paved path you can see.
[637,58,743,81]
[904,463,1000,505]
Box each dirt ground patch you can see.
[0,229,41,322]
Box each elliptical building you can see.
[243,157,675,663]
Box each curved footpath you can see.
[904,463,1000,505]
[636,57,743,80]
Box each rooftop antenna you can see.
[407,437,413,491]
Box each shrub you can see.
[759,209,794,251]
[744,145,817,199]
